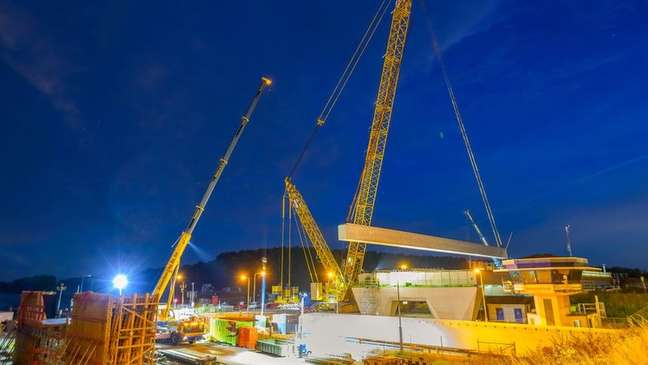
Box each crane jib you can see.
[152,77,271,307]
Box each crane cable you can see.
[418,0,503,248]
[293,209,319,283]
[287,0,392,178]
[280,192,286,290]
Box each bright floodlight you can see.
[112,274,128,295]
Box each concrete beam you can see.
[338,223,507,259]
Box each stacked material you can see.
[256,338,294,357]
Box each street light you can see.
[252,270,267,309]
[56,283,67,317]
[112,274,128,296]
[396,264,408,352]
[474,268,488,322]
[177,273,186,306]
[239,274,250,311]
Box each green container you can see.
[209,318,253,346]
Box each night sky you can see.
[1,0,647,280]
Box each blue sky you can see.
[1,0,647,280]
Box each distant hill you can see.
[4,248,646,297]
[135,247,472,294]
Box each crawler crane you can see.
[283,0,412,304]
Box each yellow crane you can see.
[284,178,346,301]
[344,0,412,287]
[281,0,412,304]
[152,76,271,326]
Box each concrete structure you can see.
[496,256,604,327]
[338,223,507,259]
[301,313,617,360]
[352,269,480,320]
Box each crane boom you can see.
[153,77,271,311]
[345,0,412,285]
[285,178,346,300]
[464,209,489,246]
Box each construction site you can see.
[1,0,647,364]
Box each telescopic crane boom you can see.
[464,209,489,246]
[153,77,271,319]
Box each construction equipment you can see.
[464,209,489,246]
[427,24,504,249]
[152,76,271,342]
[344,0,412,287]
[277,0,412,304]
[565,224,573,256]
[285,178,346,302]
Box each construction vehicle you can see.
[152,76,271,344]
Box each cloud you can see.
[0,2,80,127]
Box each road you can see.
[158,342,308,365]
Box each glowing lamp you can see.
[112,274,128,295]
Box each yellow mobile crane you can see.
[153,76,271,344]
[283,0,412,304]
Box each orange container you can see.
[237,326,258,349]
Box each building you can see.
[496,256,606,327]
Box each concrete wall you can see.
[301,313,617,360]
[352,286,478,320]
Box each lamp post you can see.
[396,263,408,352]
[177,274,186,307]
[260,270,267,316]
[191,282,195,307]
[240,274,250,311]
[474,268,488,322]
[112,274,128,296]
[56,283,67,317]
[78,275,92,293]
[253,272,259,308]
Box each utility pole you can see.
[396,279,403,352]
[180,282,186,306]
[56,283,67,317]
[565,225,573,257]
[474,269,488,322]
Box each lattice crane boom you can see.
[345,0,412,285]
[285,178,346,300]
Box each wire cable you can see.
[418,0,503,247]
[287,0,392,178]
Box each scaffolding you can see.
[66,292,157,365]
[13,291,67,365]
[13,291,157,365]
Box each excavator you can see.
[284,0,412,307]
[153,76,271,344]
